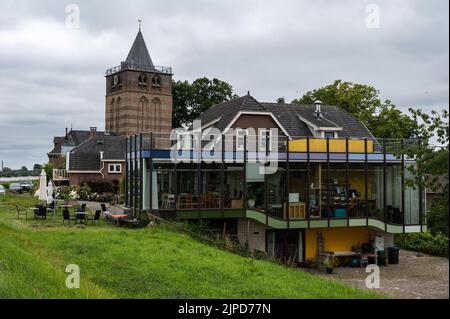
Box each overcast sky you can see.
[0,0,448,169]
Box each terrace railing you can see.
[105,62,172,76]
[129,132,421,157]
[53,169,69,181]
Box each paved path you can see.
[308,249,448,299]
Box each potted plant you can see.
[323,253,336,274]
[247,184,264,208]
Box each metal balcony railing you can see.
[105,62,172,75]
[127,132,422,156]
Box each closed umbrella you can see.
[35,169,47,202]
[47,180,56,222]
[47,180,54,204]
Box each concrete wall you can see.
[237,218,266,252]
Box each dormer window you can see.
[324,131,335,139]
[138,73,148,89]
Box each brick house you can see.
[48,127,125,188]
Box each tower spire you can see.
[125,25,154,69]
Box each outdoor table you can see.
[334,251,358,267]
[58,204,73,213]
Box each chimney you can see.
[314,100,323,118]
[99,151,104,160]
[65,127,68,136]
[90,127,97,137]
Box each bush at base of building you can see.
[395,232,449,258]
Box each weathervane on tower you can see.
[138,18,142,31]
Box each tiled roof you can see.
[48,130,114,155]
[196,95,376,139]
[125,30,154,70]
[263,103,375,139]
[68,134,125,171]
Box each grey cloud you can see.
[0,0,448,169]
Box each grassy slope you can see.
[0,194,381,299]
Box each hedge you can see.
[395,232,449,258]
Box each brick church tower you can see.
[105,28,173,136]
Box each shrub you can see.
[1,182,11,189]
[97,192,115,203]
[395,232,449,258]
[85,181,116,194]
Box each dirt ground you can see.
[307,249,449,299]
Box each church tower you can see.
[105,27,173,136]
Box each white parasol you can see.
[35,169,47,202]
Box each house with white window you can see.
[48,127,125,190]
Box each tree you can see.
[1,167,13,177]
[293,80,448,235]
[18,166,29,177]
[292,80,416,139]
[276,97,285,104]
[405,109,449,235]
[172,77,237,128]
[43,162,54,181]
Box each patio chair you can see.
[162,194,175,209]
[360,254,369,267]
[35,205,47,219]
[47,201,56,214]
[80,203,87,211]
[15,205,27,219]
[62,208,75,225]
[87,210,101,225]
[75,211,87,224]
[100,203,110,218]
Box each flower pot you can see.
[326,267,333,274]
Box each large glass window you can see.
[308,163,322,218]
[386,164,402,224]
[155,163,175,210]
[200,163,221,209]
[224,164,244,209]
[287,163,307,219]
[266,166,286,218]
[404,165,420,225]
[176,164,199,209]
[348,163,366,218]
[327,163,348,218]
[368,164,384,220]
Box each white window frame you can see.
[323,131,336,139]
[258,128,272,151]
[108,163,122,174]
[235,128,247,151]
